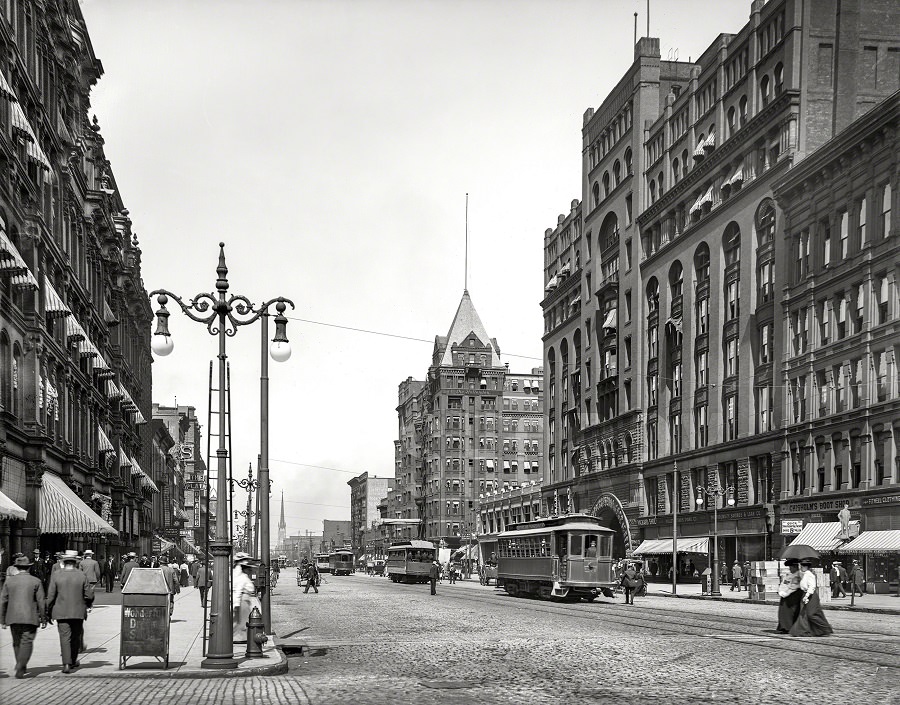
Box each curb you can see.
[657,591,900,615]
[72,645,288,679]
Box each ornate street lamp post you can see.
[696,483,735,597]
[150,243,293,670]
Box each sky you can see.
[79,0,751,539]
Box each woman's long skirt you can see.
[789,591,833,637]
[776,590,802,633]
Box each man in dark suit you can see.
[120,553,138,588]
[429,560,440,595]
[158,556,180,615]
[80,550,101,589]
[101,555,117,592]
[46,550,93,673]
[195,561,212,607]
[1,554,47,678]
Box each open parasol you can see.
[779,544,820,563]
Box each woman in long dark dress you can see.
[789,560,833,637]
[776,560,802,633]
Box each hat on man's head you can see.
[13,555,33,568]
[59,550,81,563]
[84,549,94,556]
[32,549,41,555]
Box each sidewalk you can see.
[0,584,285,679]
[644,579,900,614]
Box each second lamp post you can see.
[696,483,735,597]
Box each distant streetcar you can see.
[315,553,331,574]
[386,540,435,584]
[496,514,616,601]
[329,549,354,576]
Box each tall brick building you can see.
[0,2,155,568]
[390,291,544,548]
[541,0,900,572]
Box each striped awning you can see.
[0,231,38,288]
[129,455,159,493]
[789,521,859,551]
[836,530,900,555]
[66,317,86,343]
[133,408,147,425]
[602,309,617,330]
[97,426,114,453]
[39,472,117,535]
[0,68,15,99]
[0,487,27,521]
[544,274,559,292]
[118,448,132,469]
[632,537,709,555]
[689,190,706,215]
[703,131,716,151]
[10,101,52,171]
[120,383,137,409]
[105,379,123,399]
[44,279,71,317]
[78,338,98,358]
[725,163,744,187]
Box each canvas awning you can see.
[836,530,900,555]
[0,488,27,521]
[632,537,709,555]
[0,231,38,288]
[789,521,859,551]
[44,279,71,317]
[97,426,115,453]
[602,309,617,330]
[39,472,118,535]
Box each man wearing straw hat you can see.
[0,554,48,678]
[46,550,93,673]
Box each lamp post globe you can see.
[269,340,291,363]
[151,334,174,357]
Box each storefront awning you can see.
[0,488,27,521]
[39,472,118,535]
[632,537,710,555]
[789,521,859,551]
[836,530,900,555]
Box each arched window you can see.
[613,160,621,186]
[592,182,600,209]
[646,277,660,313]
[681,149,689,178]
[658,171,664,196]
[694,242,710,283]
[739,96,748,127]
[547,347,556,409]
[602,172,611,198]
[669,261,684,299]
[774,62,784,95]
[723,222,741,265]
[649,179,657,203]
[727,106,736,138]
[599,212,619,251]
[11,343,21,417]
[760,75,771,107]
[755,199,777,246]
[624,148,633,175]
[672,157,680,183]
[0,332,9,411]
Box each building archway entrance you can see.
[589,493,633,559]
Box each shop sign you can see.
[781,499,853,514]
[781,519,804,535]
[861,494,900,507]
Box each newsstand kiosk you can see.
[120,568,171,670]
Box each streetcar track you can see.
[345,578,900,669]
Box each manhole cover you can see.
[420,680,478,690]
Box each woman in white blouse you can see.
[789,559,833,637]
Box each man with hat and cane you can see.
[1,553,48,678]
[46,550,93,673]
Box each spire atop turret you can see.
[277,491,287,548]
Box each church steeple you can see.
[277,491,287,548]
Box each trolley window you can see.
[570,534,583,556]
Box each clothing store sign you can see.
[781,519,803,535]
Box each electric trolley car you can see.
[315,553,331,574]
[496,514,616,601]
[329,549,355,576]
[385,540,435,584]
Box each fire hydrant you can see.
[245,606,268,658]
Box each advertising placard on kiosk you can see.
[120,568,170,670]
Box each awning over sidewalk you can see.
[632,537,710,555]
[39,472,118,535]
[452,544,479,561]
[836,530,900,555]
[0,488,26,521]
[789,521,859,551]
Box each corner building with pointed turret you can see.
[542,0,900,575]
[390,291,544,548]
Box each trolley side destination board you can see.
[122,605,167,655]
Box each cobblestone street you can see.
[3,574,896,705]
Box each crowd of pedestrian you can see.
[0,547,212,678]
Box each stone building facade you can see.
[541,0,900,569]
[0,1,154,569]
